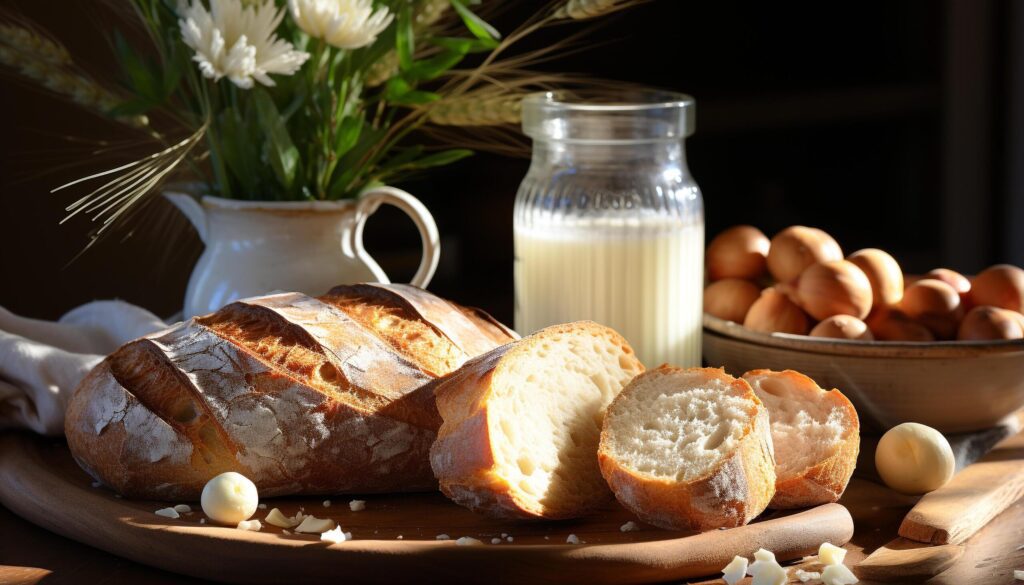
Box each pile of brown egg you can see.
[704,225,1024,341]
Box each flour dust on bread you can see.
[65,284,516,500]
[429,321,644,520]
[598,366,776,531]
[742,369,860,509]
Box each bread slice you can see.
[742,369,860,509]
[429,321,644,520]
[598,366,776,531]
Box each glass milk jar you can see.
[514,91,704,367]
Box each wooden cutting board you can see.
[0,433,854,585]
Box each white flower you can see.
[178,0,310,89]
[289,0,394,50]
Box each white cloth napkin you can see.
[0,301,168,435]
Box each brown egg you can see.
[789,260,873,321]
[866,308,936,342]
[848,249,904,307]
[706,226,770,281]
[743,287,811,335]
[899,279,962,339]
[970,264,1024,313]
[766,226,844,283]
[925,268,971,295]
[704,279,762,323]
[810,315,874,341]
[957,306,1024,341]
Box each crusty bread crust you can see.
[65,285,515,500]
[429,321,643,520]
[742,369,860,509]
[598,367,777,531]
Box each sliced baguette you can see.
[429,321,644,520]
[742,369,860,509]
[598,366,776,531]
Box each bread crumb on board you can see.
[173,504,192,514]
[435,534,450,540]
[566,534,582,545]
[323,500,331,508]
[320,526,352,544]
[349,499,366,512]
[257,503,267,510]
[236,520,262,531]
[620,521,640,532]
[154,507,179,519]
[1013,569,1024,580]
[490,538,502,544]
[455,537,482,546]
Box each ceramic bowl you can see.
[702,315,1024,433]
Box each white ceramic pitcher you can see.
[165,186,440,319]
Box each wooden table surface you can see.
[2,443,1023,585]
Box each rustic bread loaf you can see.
[598,366,776,531]
[742,369,860,509]
[429,321,644,520]
[64,284,516,500]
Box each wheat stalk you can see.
[56,123,207,240]
[0,22,148,128]
[553,0,644,20]
[426,94,523,126]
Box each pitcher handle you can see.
[164,191,208,244]
[352,186,440,288]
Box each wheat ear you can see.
[553,0,644,20]
[426,94,523,126]
[0,23,147,128]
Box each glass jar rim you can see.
[521,90,695,144]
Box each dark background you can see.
[2,0,1022,325]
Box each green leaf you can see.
[113,31,163,103]
[107,98,156,117]
[430,36,498,53]
[403,48,468,82]
[389,90,442,105]
[396,4,415,71]
[216,107,261,195]
[334,115,363,158]
[448,0,501,42]
[404,149,474,169]
[384,76,413,100]
[252,89,300,191]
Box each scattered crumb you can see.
[91,481,101,488]
[456,537,482,546]
[721,556,748,585]
[349,500,366,512]
[620,521,640,532]
[1017,544,1024,551]
[199,519,206,524]
[295,516,335,534]
[282,529,290,534]
[1014,569,1023,581]
[507,536,514,543]
[566,534,581,545]
[544,536,550,540]
[795,569,822,583]
[265,508,301,529]
[436,534,450,540]
[491,538,502,544]
[321,526,351,544]
[374,530,378,534]
[501,533,508,538]
[236,520,262,531]
[257,503,267,510]
[821,563,858,585]
[154,507,180,519]
[173,504,192,514]
[397,535,403,540]
[323,500,332,508]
